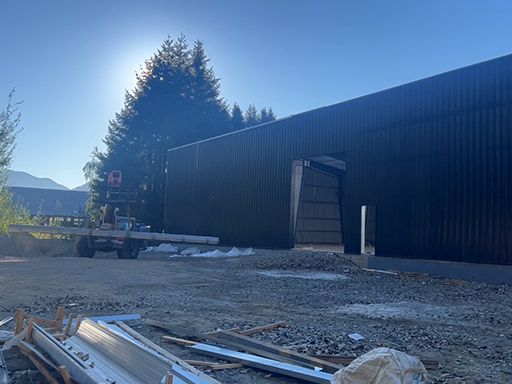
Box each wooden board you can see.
[205,330,341,373]
[9,224,219,244]
[238,321,287,336]
[191,343,332,384]
[114,321,220,384]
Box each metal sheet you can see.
[8,224,219,245]
[191,343,332,383]
[62,313,141,327]
[30,320,208,384]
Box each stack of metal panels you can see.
[31,319,216,384]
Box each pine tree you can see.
[244,105,259,127]
[85,35,277,231]
[86,35,232,230]
[258,107,276,124]
[230,103,245,131]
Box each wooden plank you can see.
[73,315,82,335]
[25,354,60,384]
[29,316,56,328]
[58,365,73,384]
[17,341,60,384]
[25,319,34,343]
[184,360,217,367]
[8,224,219,244]
[63,314,74,336]
[17,341,58,370]
[114,321,220,384]
[210,363,243,370]
[55,307,65,332]
[14,308,25,334]
[162,336,197,347]
[205,330,342,373]
[239,321,288,336]
[146,319,202,339]
[191,343,332,384]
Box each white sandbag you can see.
[331,348,427,384]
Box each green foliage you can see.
[230,103,245,131]
[0,188,35,233]
[86,35,276,230]
[0,89,22,182]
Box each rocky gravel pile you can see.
[252,251,359,273]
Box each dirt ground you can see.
[1,237,511,383]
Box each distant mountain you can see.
[72,183,90,192]
[5,170,69,190]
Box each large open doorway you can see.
[291,154,345,252]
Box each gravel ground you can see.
[1,240,511,383]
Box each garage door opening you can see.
[291,154,345,252]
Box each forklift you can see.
[74,170,150,259]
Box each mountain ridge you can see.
[4,170,88,191]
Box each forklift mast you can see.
[98,170,137,230]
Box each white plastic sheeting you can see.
[180,246,201,255]
[331,348,427,384]
[142,244,179,253]
[190,247,255,258]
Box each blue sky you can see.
[1,0,512,188]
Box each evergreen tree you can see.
[244,105,259,127]
[86,35,232,230]
[230,103,244,131]
[259,107,276,124]
[85,35,277,231]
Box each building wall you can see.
[166,55,512,264]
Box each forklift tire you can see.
[75,236,95,258]
[117,240,139,259]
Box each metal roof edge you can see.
[167,52,512,153]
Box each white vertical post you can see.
[361,205,367,254]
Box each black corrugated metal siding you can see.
[166,54,512,264]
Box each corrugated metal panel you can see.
[166,54,512,265]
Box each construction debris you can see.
[190,343,333,383]
[331,348,427,384]
[0,302,439,384]
[0,349,8,384]
[204,329,342,373]
[0,307,220,384]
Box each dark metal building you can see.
[166,55,512,265]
